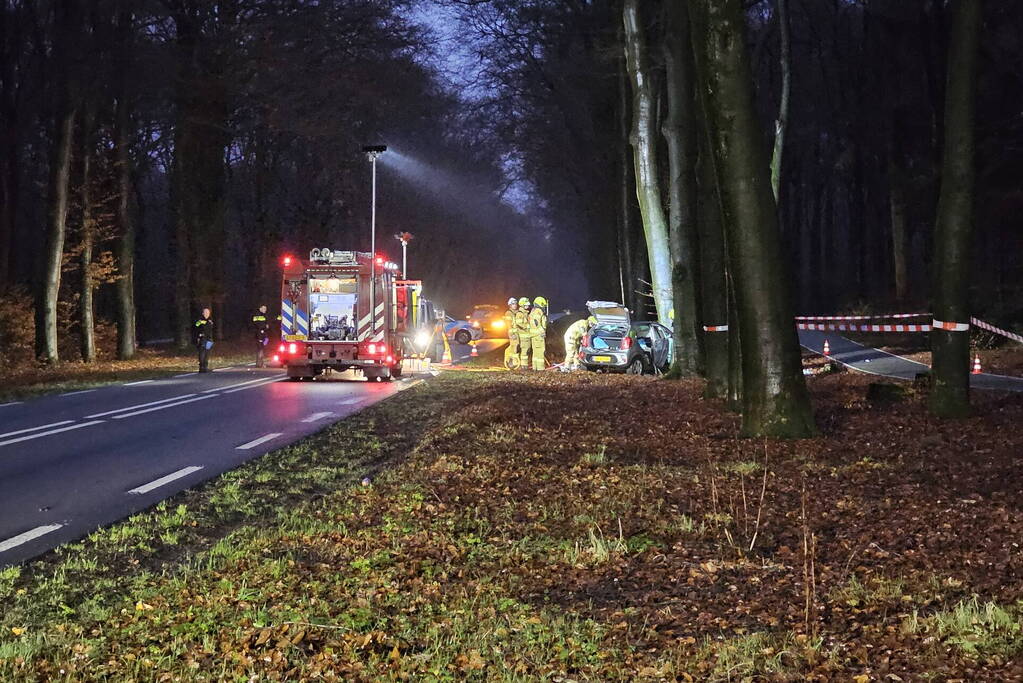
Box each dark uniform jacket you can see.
[193,317,214,347]
[251,312,270,340]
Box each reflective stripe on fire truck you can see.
[281,300,294,335]
[295,309,309,336]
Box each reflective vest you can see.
[529,307,547,335]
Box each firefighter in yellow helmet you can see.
[563,315,596,370]
[515,297,532,369]
[503,297,519,369]
[529,296,548,370]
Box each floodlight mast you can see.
[363,145,387,336]
[395,231,413,279]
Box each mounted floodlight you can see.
[363,144,387,161]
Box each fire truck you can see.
[277,248,425,381]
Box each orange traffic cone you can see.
[441,335,452,365]
[470,342,479,358]
[972,355,982,374]
[823,339,831,356]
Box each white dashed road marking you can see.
[204,377,272,393]
[301,412,336,423]
[127,466,204,495]
[0,524,65,553]
[111,395,214,420]
[338,397,362,406]
[0,420,75,440]
[222,377,286,394]
[236,433,282,450]
[86,394,198,419]
[0,421,104,449]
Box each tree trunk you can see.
[769,0,791,201]
[889,151,909,302]
[696,114,729,398]
[929,0,981,418]
[617,49,636,311]
[622,0,672,327]
[114,3,136,360]
[79,106,96,363]
[36,0,78,363]
[695,0,815,438]
[0,0,19,288]
[661,0,702,377]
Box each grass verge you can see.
[2,371,1023,680]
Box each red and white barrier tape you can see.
[931,319,970,332]
[795,312,930,321]
[971,317,1023,344]
[702,325,729,332]
[797,322,931,332]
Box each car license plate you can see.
[592,355,613,363]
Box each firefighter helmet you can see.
[533,296,548,308]
[518,297,531,307]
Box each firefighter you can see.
[251,305,271,367]
[515,297,532,369]
[563,316,596,370]
[529,296,548,371]
[193,307,214,373]
[504,297,519,369]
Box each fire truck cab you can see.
[279,248,410,381]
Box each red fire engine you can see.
[277,248,420,381]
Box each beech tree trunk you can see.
[661,0,702,376]
[79,106,96,363]
[769,0,791,200]
[36,2,78,364]
[622,0,672,327]
[695,0,815,438]
[929,0,982,418]
[617,48,637,312]
[114,3,136,359]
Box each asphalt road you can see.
[0,364,415,566]
[798,329,1023,392]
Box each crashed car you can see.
[444,315,483,345]
[580,301,672,375]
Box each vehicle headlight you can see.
[415,331,431,348]
[492,319,505,329]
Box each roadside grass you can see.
[2,371,1023,679]
[0,342,254,402]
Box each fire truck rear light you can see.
[273,354,280,363]
[378,344,387,355]
[283,255,292,267]
[279,343,286,352]
[386,355,393,364]
[375,257,384,265]
[289,343,298,354]
[368,343,376,354]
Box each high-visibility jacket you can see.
[504,308,518,340]
[564,318,588,347]
[529,306,547,336]
[514,308,532,339]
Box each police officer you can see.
[563,316,596,370]
[515,297,532,369]
[251,305,271,367]
[504,297,519,369]
[193,307,214,373]
[529,296,548,370]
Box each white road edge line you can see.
[0,523,65,553]
[222,377,286,394]
[111,395,214,419]
[61,389,96,397]
[338,397,363,405]
[0,420,75,440]
[0,421,104,449]
[173,372,197,378]
[86,394,198,419]
[301,412,336,423]
[127,466,204,495]
[236,433,282,450]
[123,379,154,386]
[204,377,273,393]
[0,402,23,407]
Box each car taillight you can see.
[582,334,590,347]
[621,336,633,350]
[289,343,298,354]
